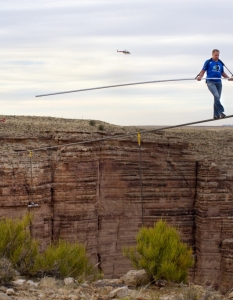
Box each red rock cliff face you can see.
[1,117,233,288]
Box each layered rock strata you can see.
[1,116,233,288]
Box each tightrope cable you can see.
[20,114,233,153]
[1,115,233,156]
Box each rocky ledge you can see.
[0,270,230,300]
[1,116,233,288]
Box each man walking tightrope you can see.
[197,49,233,119]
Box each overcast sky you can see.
[1,0,233,126]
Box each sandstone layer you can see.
[1,116,233,288]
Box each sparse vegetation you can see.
[123,219,194,283]
[173,284,222,300]
[0,257,17,285]
[0,215,226,299]
[0,215,100,282]
[174,284,199,300]
[89,120,96,126]
[0,214,38,275]
[33,239,95,280]
[98,124,104,131]
[1,115,233,162]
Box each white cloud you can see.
[1,0,233,125]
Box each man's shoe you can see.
[214,116,219,119]
[219,113,226,118]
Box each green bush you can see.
[0,214,38,274]
[123,220,194,283]
[98,124,104,131]
[0,215,101,281]
[89,120,96,126]
[0,258,17,285]
[33,240,97,280]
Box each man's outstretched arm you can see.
[197,70,205,81]
[222,72,233,81]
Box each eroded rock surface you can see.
[1,116,233,288]
[0,275,228,300]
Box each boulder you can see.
[26,280,39,287]
[121,270,151,287]
[12,279,26,286]
[0,292,12,300]
[107,286,129,298]
[128,290,151,300]
[64,277,75,286]
[6,288,16,295]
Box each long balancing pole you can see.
[35,77,229,97]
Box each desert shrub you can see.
[39,277,61,289]
[123,220,194,283]
[0,215,100,282]
[174,284,221,300]
[0,214,38,274]
[98,124,104,131]
[89,120,96,126]
[0,257,17,285]
[174,284,199,300]
[33,240,96,280]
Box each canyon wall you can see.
[1,117,233,288]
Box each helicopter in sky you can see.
[117,50,131,54]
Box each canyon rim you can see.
[1,116,233,289]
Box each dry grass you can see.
[0,115,233,176]
[39,277,61,289]
[0,115,128,136]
